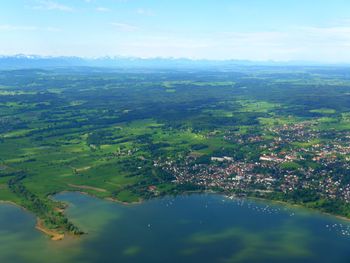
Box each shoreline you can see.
[0,200,22,207]
[247,196,350,223]
[0,200,66,240]
[54,190,143,206]
[35,219,65,241]
[2,190,350,241]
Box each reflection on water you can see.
[1,193,350,263]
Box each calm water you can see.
[1,193,350,263]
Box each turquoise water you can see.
[1,193,350,262]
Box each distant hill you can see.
[0,55,344,70]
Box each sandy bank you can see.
[36,219,64,241]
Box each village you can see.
[156,122,350,203]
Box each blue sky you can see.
[1,0,350,62]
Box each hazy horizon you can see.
[1,0,350,63]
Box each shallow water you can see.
[1,193,350,262]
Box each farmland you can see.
[1,66,350,238]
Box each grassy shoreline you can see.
[3,189,350,241]
[0,200,65,240]
[36,219,65,241]
[245,196,350,223]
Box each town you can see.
[157,121,350,204]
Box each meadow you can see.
[0,66,350,237]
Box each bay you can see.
[1,193,350,262]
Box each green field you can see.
[1,67,350,236]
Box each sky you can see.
[1,0,350,62]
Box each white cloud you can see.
[111,22,139,32]
[33,1,73,12]
[2,14,350,63]
[0,24,62,32]
[298,26,350,40]
[106,22,350,62]
[208,27,350,61]
[0,25,38,31]
[136,8,154,16]
[46,26,62,32]
[96,7,110,12]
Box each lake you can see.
[1,193,350,262]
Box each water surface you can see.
[1,193,350,262]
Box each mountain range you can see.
[0,55,347,70]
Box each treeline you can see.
[263,190,350,218]
[8,173,83,235]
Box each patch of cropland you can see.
[0,66,350,238]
